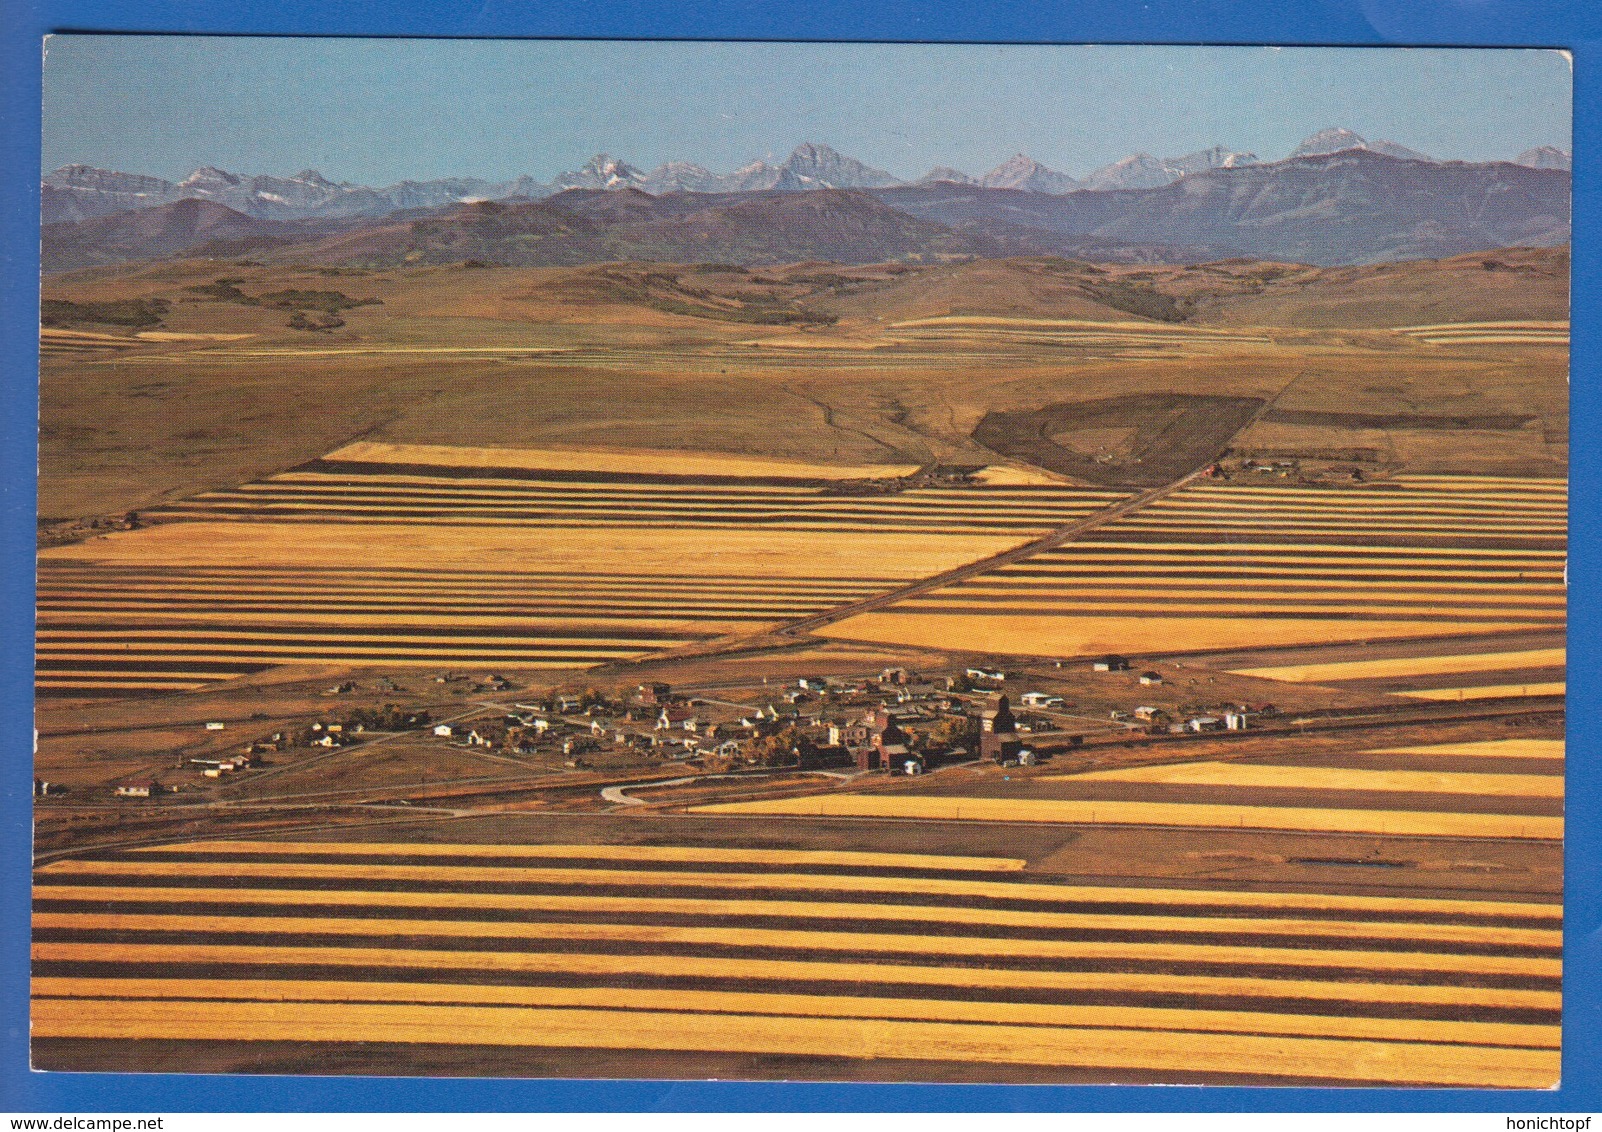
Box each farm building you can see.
[966,667,1006,682]
[1188,716,1226,733]
[637,682,673,704]
[1019,691,1064,707]
[980,695,1023,764]
[1134,705,1166,722]
[829,722,870,748]
[114,782,154,797]
[432,724,454,738]
[657,706,694,730]
[1138,671,1164,686]
[1093,656,1130,672]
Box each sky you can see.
[40,38,1572,184]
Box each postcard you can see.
[32,37,1570,1088]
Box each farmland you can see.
[34,246,1568,1086]
[822,474,1566,657]
[40,442,1123,695]
[31,834,1559,1086]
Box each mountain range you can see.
[41,146,1570,273]
[42,128,1569,225]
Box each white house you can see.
[433,724,455,738]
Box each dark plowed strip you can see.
[30,900,1559,958]
[35,870,1564,928]
[29,659,271,675]
[29,929,1562,988]
[25,1038,1402,1087]
[955,577,1563,591]
[27,962,1558,1025]
[37,622,704,641]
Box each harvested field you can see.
[1372,740,1564,760]
[1399,682,1566,701]
[823,476,1565,657]
[324,441,923,481]
[31,838,1560,1086]
[704,726,1565,843]
[693,795,1561,840]
[1230,648,1565,683]
[1059,762,1562,798]
[39,441,1100,693]
[972,394,1266,488]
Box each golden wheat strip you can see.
[135,514,1039,534]
[31,913,1559,977]
[1108,521,1563,537]
[909,598,1557,614]
[33,886,1559,950]
[270,472,823,494]
[958,580,1566,596]
[30,942,1559,1011]
[34,679,210,690]
[35,670,239,681]
[1062,542,1567,558]
[26,998,1557,1087]
[903,600,1562,618]
[30,978,1558,1051]
[1369,740,1564,760]
[1391,474,1568,485]
[1140,502,1567,518]
[33,858,1560,919]
[323,441,925,481]
[128,841,1027,872]
[692,796,1564,842]
[1230,649,1566,682]
[34,645,657,660]
[1180,483,1565,497]
[1058,763,1563,798]
[1399,683,1566,701]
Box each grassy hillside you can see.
[39,249,1567,522]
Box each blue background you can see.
[0,0,1595,1113]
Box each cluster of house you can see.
[428,671,1032,774]
[1111,702,1276,732]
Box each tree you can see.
[918,713,979,754]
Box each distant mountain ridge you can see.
[43,130,1570,224]
[42,148,1570,273]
